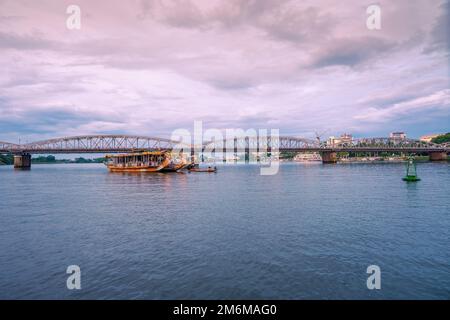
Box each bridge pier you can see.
[14,153,31,169]
[234,138,238,163]
[223,141,227,163]
[321,151,337,164]
[429,151,448,161]
[244,137,249,164]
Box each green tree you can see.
[431,133,450,144]
[0,154,14,165]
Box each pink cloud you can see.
[0,0,448,141]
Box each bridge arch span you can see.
[201,136,446,153]
[202,136,320,151]
[350,137,440,149]
[18,135,190,153]
[0,141,20,153]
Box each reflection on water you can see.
[0,162,449,299]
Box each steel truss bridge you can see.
[202,136,449,153]
[1,135,449,154]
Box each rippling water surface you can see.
[0,162,449,299]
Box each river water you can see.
[0,162,449,299]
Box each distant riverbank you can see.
[284,155,449,163]
[1,154,448,166]
[0,154,105,165]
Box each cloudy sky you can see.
[0,0,448,143]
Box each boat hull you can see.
[160,161,189,172]
[188,168,217,173]
[107,166,163,172]
[106,158,170,172]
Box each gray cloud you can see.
[424,0,450,54]
[312,37,395,68]
[0,31,58,50]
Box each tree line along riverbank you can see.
[431,133,450,144]
[0,155,105,165]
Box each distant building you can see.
[327,133,353,146]
[390,132,407,140]
[419,134,441,143]
[327,136,338,146]
[340,133,353,144]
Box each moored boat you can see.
[187,164,217,173]
[105,151,170,172]
[293,152,322,162]
[189,168,217,173]
[160,157,189,172]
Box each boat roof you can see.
[106,151,167,158]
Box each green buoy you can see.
[402,157,421,182]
